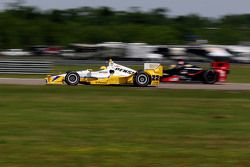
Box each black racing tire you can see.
[65,71,80,86]
[134,71,151,87]
[203,70,217,84]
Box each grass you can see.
[227,64,250,83]
[0,64,249,83]
[0,85,250,166]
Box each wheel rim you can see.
[138,74,148,85]
[68,74,78,83]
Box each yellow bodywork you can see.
[144,65,163,86]
[45,64,163,86]
[45,75,134,85]
[80,75,134,85]
[46,75,65,85]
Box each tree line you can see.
[0,4,250,48]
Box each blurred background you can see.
[0,0,250,74]
[1,2,250,166]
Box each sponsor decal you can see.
[52,76,60,81]
[149,64,159,69]
[144,63,160,70]
[115,68,135,74]
[151,75,160,80]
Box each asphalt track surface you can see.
[0,78,250,91]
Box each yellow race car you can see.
[45,59,163,87]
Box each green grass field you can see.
[227,64,250,83]
[0,85,250,167]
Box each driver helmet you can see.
[177,59,185,66]
[170,64,176,69]
[100,66,107,70]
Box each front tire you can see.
[134,71,151,87]
[65,71,80,86]
[203,70,217,84]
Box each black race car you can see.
[160,62,230,84]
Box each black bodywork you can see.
[161,64,218,84]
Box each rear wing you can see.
[211,62,230,73]
[211,61,230,82]
[144,63,163,76]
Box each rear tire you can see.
[203,70,217,84]
[134,71,151,87]
[65,71,80,86]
